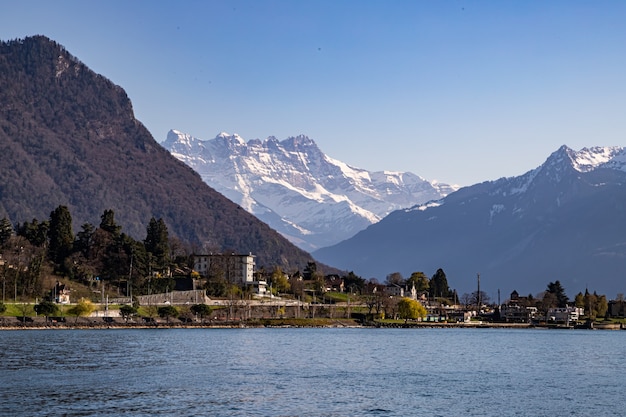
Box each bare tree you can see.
[385,272,405,286]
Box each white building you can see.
[193,253,255,284]
[385,283,417,300]
[547,306,584,323]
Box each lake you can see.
[0,328,624,416]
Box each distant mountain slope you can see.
[314,145,626,297]
[0,36,313,270]
[162,129,457,251]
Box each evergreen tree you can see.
[48,205,73,265]
[429,268,451,299]
[144,217,170,269]
[75,223,95,258]
[99,209,121,237]
[92,210,131,281]
[583,289,595,318]
[546,280,569,308]
[0,217,13,246]
[303,261,317,280]
[124,238,149,295]
[343,271,365,293]
[574,292,585,308]
[17,219,49,247]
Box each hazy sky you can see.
[3,1,626,185]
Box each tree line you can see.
[0,205,180,302]
[0,205,367,306]
[381,269,615,320]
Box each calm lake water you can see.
[0,327,624,416]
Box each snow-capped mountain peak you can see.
[499,145,626,194]
[161,129,457,251]
[541,145,626,173]
[569,146,626,172]
[313,143,626,297]
[282,134,317,149]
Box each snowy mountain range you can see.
[314,145,626,298]
[162,130,457,251]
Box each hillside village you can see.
[1,207,624,329]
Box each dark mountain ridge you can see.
[314,145,626,297]
[0,35,313,270]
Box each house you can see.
[252,278,268,296]
[547,306,584,323]
[385,283,417,300]
[53,281,71,304]
[500,290,537,322]
[451,310,474,323]
[508,290,530,306]
[324,275,344,293]
[385,284,404,297]
[500,304,537,322]
[365,282,385,295]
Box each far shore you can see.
[0,317,621,331]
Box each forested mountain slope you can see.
[0,36,313,270]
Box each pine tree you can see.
[48,205,73,265]
[17,219,49,247]
[574,292,585,308]
[144,217,170,270]
[0,217,13,245]
[429,268,451,299]
[99,209,121,237]
[546,280,569,308]
[75,223,95,257]
[303,261,317,280]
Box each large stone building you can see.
[193,253,255,284]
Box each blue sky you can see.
[3,0,626,185]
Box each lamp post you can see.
[14,246,22,303]
[127,254,133,301]
[2,260,5,304]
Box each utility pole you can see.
[477,273,481,312]
[128,254,133,300]
[1,255,4,304]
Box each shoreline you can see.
[0,319,620,330]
